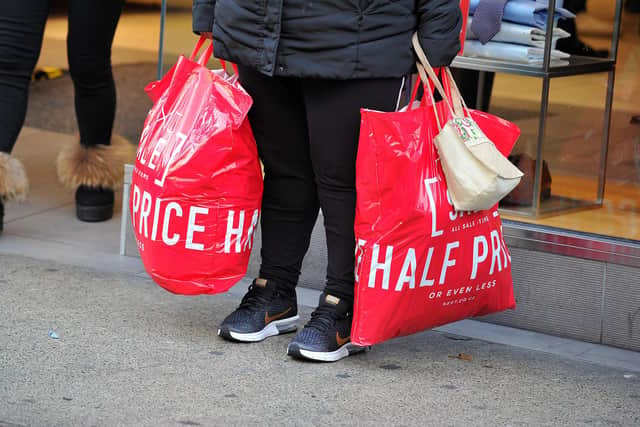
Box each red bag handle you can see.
[190,36,214,65]
[190,36,239,75]
[219,59,240,76]
[408,67,443,108]
[189,36,208,60]
[409,75,421,107]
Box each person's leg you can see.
[0,0,49,153]
[58,0,135,222]
[237,65,320,293]
[303,78,403,304]
[66,0,124,147]
[287,77,403,362]
[216,65,319,342]
[0,1,48,230]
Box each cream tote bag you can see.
[412,34,523,211]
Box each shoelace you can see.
[238,284,273,311]
[305,303,337,333]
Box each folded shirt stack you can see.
[463,0,574,66]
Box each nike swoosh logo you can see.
[335,332,350,347]
[265,307,292,324]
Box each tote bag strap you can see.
[443,68,468,117]
[411,33,469,118]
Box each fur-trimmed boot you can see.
[57,135,136,222]
[0,153,29,234]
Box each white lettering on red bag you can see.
[419,247,435,287]
[354,239,367,283]
[489,230,503,274]
[224,210,245,254]
[139,191,152,238]
[136,131,188,188]
[223,209,260,254]
[162,202,182,246]
[243,210,259,251]
[132,184,213,252]
[363,230,511,291]
[471,235,488,280]
[395,248,417,291]
[186,207,208,251]
[147,136,167,171]
[425,178,444,237]
[368,244,394,290]
[439,241,460,285]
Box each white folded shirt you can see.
[466,18,571,48]
[463,40,570,66]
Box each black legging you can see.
[238,65,403,304]
[0,0,124,153]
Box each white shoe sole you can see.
[218,315,299,342]
[287,342,367,362]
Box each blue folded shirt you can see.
[469,0,575,29]
[467,18,570,48]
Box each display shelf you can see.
[499,195,601,218]
[451,56,616,78]
[453,0,624,218]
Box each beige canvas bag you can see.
[412,34,523,211]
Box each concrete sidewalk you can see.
[1,254,639,426]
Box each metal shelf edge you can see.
[452,57,615,78]
[502,220,640,268]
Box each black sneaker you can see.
[218,278,298,342]
[287,294,366,362]
[0,199,4,234]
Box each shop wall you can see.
[483,246,640,352]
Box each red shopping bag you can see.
[352,71,518,346]
[459,0,470,54]
[130,38,263,295]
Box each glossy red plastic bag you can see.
[459,0,470,54]
[352,75,518,346]
[130,39,263,295]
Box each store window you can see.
[454,0,639,242]
[158,0,640,242]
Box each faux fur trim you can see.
[0,153,29,201]
[56,135,136,190]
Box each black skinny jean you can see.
[238,65,403,304]
[0,0,124,153]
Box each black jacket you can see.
[193,0,461,79]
